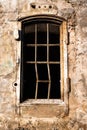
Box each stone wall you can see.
[0,0,87,129]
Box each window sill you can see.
[18,99,68,117]
[19,99,65,106]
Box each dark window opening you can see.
[49,23,60,44]
[37,47,47,61]
[50,64,60,98]
[37,64,48,80]
[20,20,61,103]
[37,23,47,44]
[37,83,49,99]
[49,46,60,61]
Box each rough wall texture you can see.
[0,0,87,129]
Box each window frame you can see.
[16,15,69,111]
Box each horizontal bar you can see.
[26,44,60,47]
[26,61,60,64]
[36,80,51,83]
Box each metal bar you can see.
[35,24,38,99]
[36,80,51,83]
[26,61,60,64]
[47,23,51,99]
[26,44,60,47]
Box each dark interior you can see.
[20,21,61,102]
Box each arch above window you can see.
[18,14,65,24]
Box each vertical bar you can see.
[35,24,38,99]
[47,23,51,99]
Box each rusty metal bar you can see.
[35,24,38,99]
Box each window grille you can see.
[20,16,67,103]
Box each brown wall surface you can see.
[0,0,87,129]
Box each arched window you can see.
[19,15,68,104]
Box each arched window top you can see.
[18,14,66,25]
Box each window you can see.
[19,15,68,104]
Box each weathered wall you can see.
[0,0,87,129]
